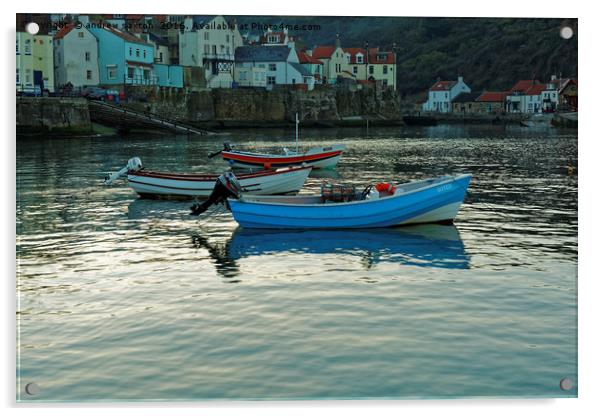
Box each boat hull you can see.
[221,144,346,170]
[228,174,472,229]
[127,166,311,199]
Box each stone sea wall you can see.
[17,97,92,136]
[123,85,402,127]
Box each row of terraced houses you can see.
[421,75,578,114]
[16,14,397,94]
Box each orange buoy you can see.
[375,182,396,194]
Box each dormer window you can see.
[268,35,279,43]
[356,54,363,64]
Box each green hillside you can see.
[232,16,578,96]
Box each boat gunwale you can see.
[229,174,472,208]
[127,165,312,182]
[222,144,347,159]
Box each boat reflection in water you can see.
[192,224,469,279]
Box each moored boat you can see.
[220,144,346,170]
[192,173,472,229]
[103,157,312,199]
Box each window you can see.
[78,31,84,38]
[107,65,117,80]
[143,50,147,58]
[159,52,163,62]
[204,45,210,54]
[226,34,230,43]
[267,76,276,85]
[226,46,230,55]
[292,78,296,84]
[383,79,388,86]
[127,67,135,79]
[383,65,388,74]
[356,54,363,64]
[25,69,31,84]
[269,63,277,71]
[143,69,150,80]
[16,39,19,54]
[86,70,92,80]
[239,71,247,81]
[268,35,278,43]
[369,65,374,75]
[129,47,132,56]
[85,52,91,61]
[353,66,357,74]
[16,68,19,84]
[24,39,31,55]
[136,49,140,57]
[212,45,217,54]
[204,32,209,41]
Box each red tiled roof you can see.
[297,50,323,65]
[312,46,336,59]
[369,51,395,64]
[430,80,456,91]
[510,79,539,92]
[53,23,75,40]
[477,91,509,102]
[525,84,546,95]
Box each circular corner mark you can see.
[560,26,574,40]
[559,377,573,391]
[24,382,40,396]
[25,22,40,35]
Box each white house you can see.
[311,40,351,84]
[53,23,100,88]
[423,76,471,112]
[179,15,244,88]
[234,45,315,90]
[506,80,546,113]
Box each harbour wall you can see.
[121,85,403,128]
[17,97,93,136]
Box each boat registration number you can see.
[436,183,453,193]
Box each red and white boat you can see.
[103,157,312,199]
[212,113,346,170]
[220,144,346,170]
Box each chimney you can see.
[78,15,89,26]
[551,74,557,81]
[306,49,313,56]
[458,75,464,84]
[184,16,193,32]
[335,33,341,48]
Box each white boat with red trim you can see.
[103,157,312,199]
[220,144,346,170]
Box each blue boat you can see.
[227,174,472,229]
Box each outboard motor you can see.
[190,172,243,216]
[104,157,143,185]
[208,142,234,159]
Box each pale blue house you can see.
[89,26,156,86]
[153,64,183,88]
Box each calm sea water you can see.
[16,125,577,401]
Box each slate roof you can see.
[149,32,169,46]
[235,45,291,62]
[289,62,312,77]
[452,92,481,103]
